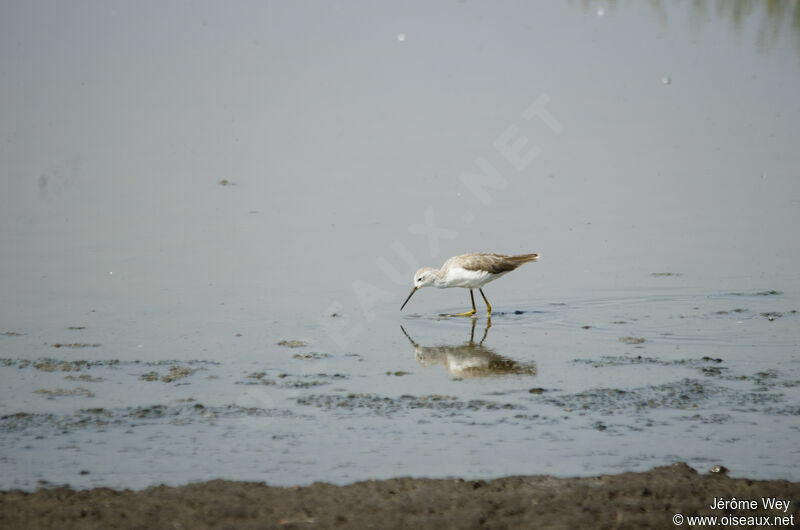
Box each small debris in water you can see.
[716,309,748,315]
[161,365,199,382]
[662,76,672,85]
[292,352,331,360]
[619,337,646,345]
[386,371,411,376]
[35,387,95,398]
[650,272,680,277]
[1,331,23,336]
[701,357,723,363]
[243,371,347,388]
[218,179,235,186]
[528,388,547,394]
[52,343,101,348]
[277,340,308,348]
[67,326,86,330]
[140,365,203,383]
[64,374,103,383]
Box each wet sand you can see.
[2,464,798,529]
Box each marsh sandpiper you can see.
[400,252,539,316]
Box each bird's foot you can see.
[446,310,477,317]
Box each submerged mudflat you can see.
[1,287,799,491]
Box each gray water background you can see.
[1,1,799,490]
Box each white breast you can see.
[439,267,502,288]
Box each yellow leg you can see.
[450,289,477,317]
[479,288,492,316]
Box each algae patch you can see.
[536,378,785,416]
[64,374,103,383]
[35,387,95,399]
[140,365,203,383]
[242,371,347,388]
[292,352,331,360]
[278,340,308,348]
[296,393,521,417]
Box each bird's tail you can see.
[509,253,539,265]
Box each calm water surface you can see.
[1,1,799,490]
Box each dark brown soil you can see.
[1,464,798,529]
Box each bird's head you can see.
[401,267,436,310]
[412,267,437,288]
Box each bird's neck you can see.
[432,268,447,288]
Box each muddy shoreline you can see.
[1,464,798,529]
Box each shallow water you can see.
[1,1,799,491]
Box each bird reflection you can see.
[400,319,537,378]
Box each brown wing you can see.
[457,253,539,274]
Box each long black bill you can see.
[400,287,418,311]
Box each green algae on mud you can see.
[573,355,724,369]
[0,401,307,435]
[619,336,646,344]
[64,374,103,383]
[277,340,308,348]
[139,365,204,383]
[761,310,798,320]
[296,393,521,416]
[292,352,331,360]
[34,387,95,399]
[1,358,219,372]
[573,355,799,389]
[535,378,786,417]
[243,371,348,388]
